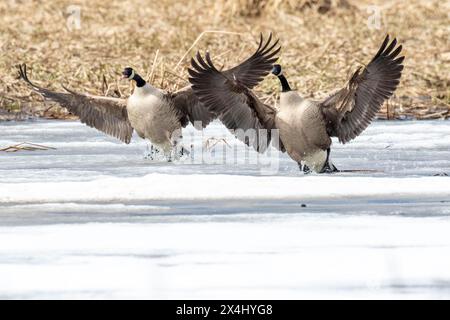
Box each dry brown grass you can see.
[0,0,449,120]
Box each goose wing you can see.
[171,86,217,129]
[320,35,404,144]
[188,52,280,153]
[18,64,134,144]
[222,32,281,89]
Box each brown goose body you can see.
[276,94,331,171]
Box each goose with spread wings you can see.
[189,35,404,173]
[18,64,215,160]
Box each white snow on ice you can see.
[0,120,450,299]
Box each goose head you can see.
[121,67,146,88]
[271,64,291,92]
[271,64,283,76]
[122,67,136,81]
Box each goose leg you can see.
[320,148,339,173]
[146,145,162,161]
[172,139,191,161]
[190,144,194,161]
[298,162,311,174]
[149,145,154,160]
[169,130,187,162]
[171,141,178,162]
[144,144,155,160]
[180,146,190,157]
[170,139,189,161]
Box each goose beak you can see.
[121,68,135,80]
[121,74,132,82]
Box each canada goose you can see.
[18,64,214,160]
[189,35,404,173]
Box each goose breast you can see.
[276,99,331,163]
[127,94,182,146]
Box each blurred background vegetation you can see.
[0,0,449,120]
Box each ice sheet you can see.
[0,120,449,299]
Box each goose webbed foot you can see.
[319,148,339,174]
[434,172,448,176]
[319,163,339,174]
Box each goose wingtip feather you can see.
[321,35,404,144]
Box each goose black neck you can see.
[277,75,291,92]
[133,74,146,87]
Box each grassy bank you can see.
[0,0,448,120]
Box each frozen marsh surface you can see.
[0,120,449,299]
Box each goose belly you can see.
[127,97,182,148]
[276,100,331,168]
